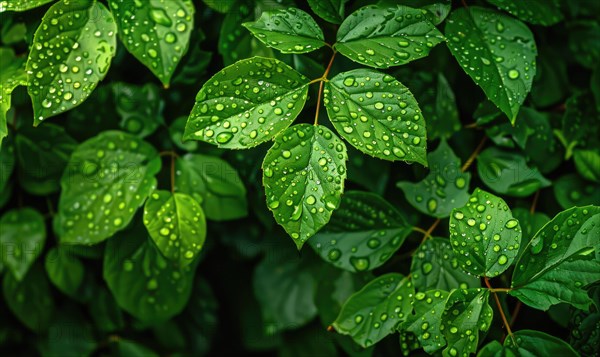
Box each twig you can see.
[314,51,337,125]
[485,277,516,345]
[461,136,487,172]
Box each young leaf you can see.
[485,0,563,26]
[0,207,46,281]
[0,48,26,147]
[174,153,248,221]
[309,191,411,272]
[398,140,471,218]
[449,188,522,277]
[0,0,54,12]
[262,124,347,249]
[104,224,197,323]
[56,131,161,244]
[411,238,480,292]
[184,57,309,149]
[479,330,579,357]
[108,0,194,86]
[477,147,551,197]
[573,149,600,183]
[143,190,207,266]
[45,247,84,297]
[324,69,427,165]
[307,0,347,24]
[554,174,600,209]
[335,5,444,69]
[445,7,537,123]
[441,288,493,357]
[243,8,325,54]
[27,0,117,123]
[333,273,414,348]
[510,206,600,311]
[402,289,450,354]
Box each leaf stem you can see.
[530,190,539,214]
[314,51,337,125]
[412,226,428,235]
[485,277,516,345]
[461,136,487,172]
[420,218,440,244]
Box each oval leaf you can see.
[335,4,444,68]
[243,8,325,54]
[445,7,537,123]
[27,0,117,123]
[56,131,161,244]
[262,124,347,249]
[325,69,427,165]
[449,188,522,277]
[108,0,194,86]
[143,190,207,266]
[184,56,309,149]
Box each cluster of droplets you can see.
[187,57,308,148]
[325,71,426,162]
[449,190,521,277]
[406,289,449,351]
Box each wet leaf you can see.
[554,174,600,209]
[243,8,325,54]
[403,289,450,354]
[445,7,537,123]
[262,124,347,249]
[333,273,414,348]
[56,131,161,244]
[0,0,54,12]
[27,0,117,123]
[307,0,347,24]
[484,0,563,26]
[573,149,600,183]
[0,48,26,147]
[325,69,427,165]
[449,188,522,277]
[479,330,579,357]
[143,190,207,266]
[335,4,444,69]
[112,82,164,138]
[309,191,411,272]
[184,57,309,149]
[108,0,194,86]
[510,206,600,311]
[398,140,471,218]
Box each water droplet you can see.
[505,219,518,229]
[508,69,520,79]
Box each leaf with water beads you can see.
[26,0,117,124]
[56,131,161,245]
[143,190,207,267]
[307,0,347,24]
[108,0,194,86]
[262,124,347,249]
[554,174,600,210]
[398,140,471,218]
[449,188,522,278]
[243,8,325,54]
[573,149,600,183]
[478,330,579,357]
[333,273,414,348]
[324,69,428,165]
[485,0,563,26]
[445,7,537,123]
[0,0,54,12]
[410,238,480,292]
[184,56,310,149]
[335,4,444,69]
[0,48,26,147]
[309,191,412,272]
[510,206,600,311]
[402,289,450,354]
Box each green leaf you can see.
[309,191,411,272]
[554,174,600,210]
[15,123,77,196]
[512,208,550,258]
[243,8,325,54]
[56,131,161,244]
[403,289,450,354]
[89,287,124,332]
[333,273,414,348]
[0,134,15,193]
[218,0,254,65]
[531,47,569,108]
[0,0,54,12]
[103,223,197,322]
[45,247,84,297]
[411,238,480,291]
[569,21,600,69]
[27,0,117,123]
[449,188,522,277]
[485,0,563,26]
[0,48,26,147]
[108,0,194,86]
[335,4,444,69]
[169,117,198,151]
[174,153,248,221]
[2,263,54,332]
[307,0,347,24]
[398,140,471,218]
[112,339,159,357]
[112,82,164,137]
[477,147,551,197]
[441,288,493,357]
[510,206,600,311]
[324,69,427,165]
[201,0,234,13]
[184,57,309,149]
[0,208,46,281]
[262,124,347,249]
[143,190,207,266]
[574,149,600,183]
[479,330,579,357]
[445,7,537,123]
